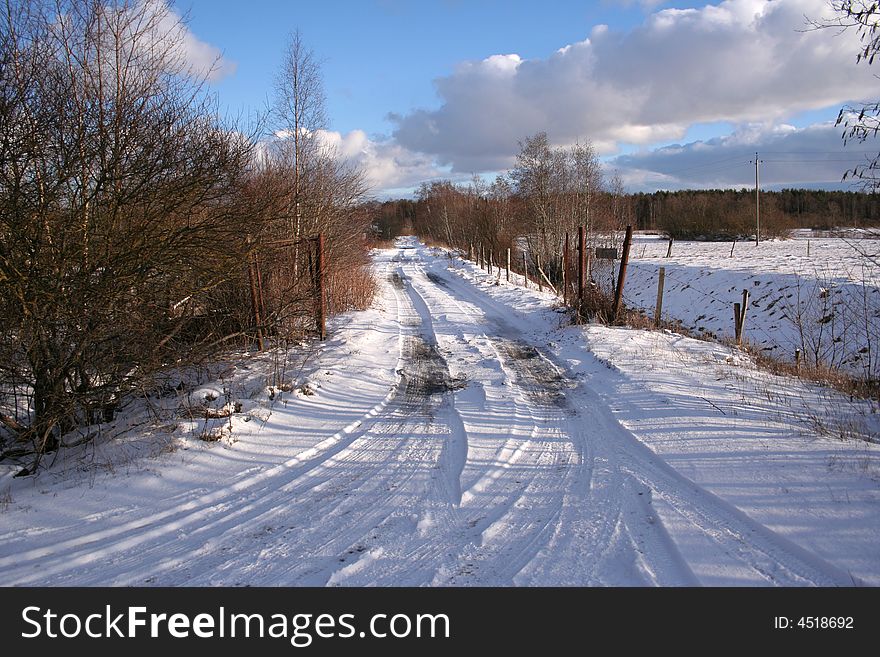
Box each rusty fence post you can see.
[611,225,633,323]
[578,225,586,303]
[563,232,570,305]
[736,288,749,346]
[537,254,543,292]
[734,302,742,344]
[255,252,266,323]
[246,240,265,352]
[316,232,326,341]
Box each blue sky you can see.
[184,0,701,134]
[175,0,877,196]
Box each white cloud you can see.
[140,0,236,82]
[314,129,445,194]
[390,0,873,173]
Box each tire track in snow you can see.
[398,259,593,585]
[2,240,856,586]
[443,253,854,585]
[0,252,419,585]
[408,261,629,586]
[153,254,464,585]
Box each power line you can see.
[761,150,877,155]
[648,151,877,177]
[763,159,868,163]
[656,154,750,176]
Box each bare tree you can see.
[812,1,880,189]
[511,132,557,262]
[258,30,371,336]
[0,0,256,465]
[273,30,327,253]
[511,132,605,271]
[570,141,603,241]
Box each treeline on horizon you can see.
[371,187,880,244]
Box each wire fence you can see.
[459,234,880,382]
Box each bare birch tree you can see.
[273,30,327,251]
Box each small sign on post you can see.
[596,248,618,260]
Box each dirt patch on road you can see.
[388,272,406,289]
[426,272,448,288]
[402,336,467,399]
[497,339,573,408]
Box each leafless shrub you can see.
[779,266,880,383]
[240,29,374,340]
[0,0,260,468]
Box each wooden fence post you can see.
[247,253,265,352]
[316,232,326,341]
[254,252,266,326]
[523,252,528,289]
[734,302,742,345]
[611,225,633,322]
[537,254,543,292]
[245,235,264,352]
[666,237,673,258]
[563,233,570,305]
[586,231,592,280]
[733,289,749,346]
[654,266,665,328]
[506,248,511,282]
[578,225,586,303]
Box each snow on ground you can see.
[1,237,878,586]
[621,233,880,377]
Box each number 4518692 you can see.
[774,617,854,629]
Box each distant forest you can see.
[629,188,880,238]
[370,188,880,243]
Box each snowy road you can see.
[0,238,873,586]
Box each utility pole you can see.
[751,152,763,245]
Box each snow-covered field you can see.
[1,237,878,586]
[622,232,880,377]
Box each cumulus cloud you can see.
[390,0,873,173]
[315,129,445,194]
[141,0,236,82]
[610,122,873,190]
